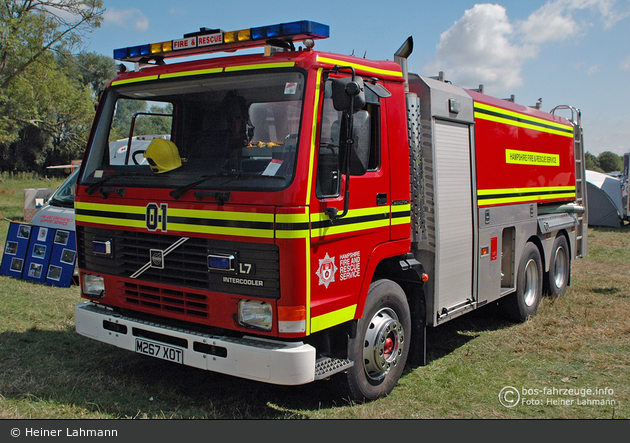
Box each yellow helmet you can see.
[144,139,182,174]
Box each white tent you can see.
[586,170,623,228]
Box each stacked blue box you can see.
[0,223,34,278]
[46,229,76,288]
[1,222,77,288]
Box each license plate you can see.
[135,338,183,364]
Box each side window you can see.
[316,79,381,198]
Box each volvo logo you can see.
[150,249,164,269]
[130,237,189,279]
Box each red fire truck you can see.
[74,21,587,401]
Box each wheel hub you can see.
[363,307,405,381]
[554,246,567,289]
[523,258,540,307]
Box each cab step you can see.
[314,357,354,380]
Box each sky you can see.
[80,0,630,157]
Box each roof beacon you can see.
[113,20,329,63]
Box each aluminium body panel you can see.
[433,121,475,317]
[477,204,539,304]
[408,74,477,326]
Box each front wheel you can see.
[344,279,411,402]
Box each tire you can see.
[344,279,411,402]
[545,235,570,298]
[502,242,543,322]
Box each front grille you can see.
[77,226,280,299]
[124,282,209,318]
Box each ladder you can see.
[551,105,587,258]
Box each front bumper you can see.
[75,301,316,385]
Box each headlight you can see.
[238,300,272,331]
[82,274,105,298]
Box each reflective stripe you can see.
[111,75,159,86]
[75,201,275,238]
[310,206,390,238]
[474,102,574,138]
[224,62,296,72]
[391,203,411,226]
[111,62,294,85]
[76,201,409,239]
[478,186,576,206]
[311,304,357,333]
[160,68,223,79]
[276,212,310,239]
[318,56,403,78]
[305,68,324,205]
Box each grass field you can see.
[0,175,628,419]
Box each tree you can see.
[57,50,116,98]
[585,151,603,172]
[597,151,623,173]
[0,1,104,92]
[0,1,105,171]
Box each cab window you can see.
[316,79,380,198]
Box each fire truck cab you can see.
[74,21,586,401]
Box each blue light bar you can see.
[113,20,330,62]
[128,44,150,58]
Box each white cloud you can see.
[517,1,579,43]
[586,64,601,75]
[104,8,149,32]
[620,56,630,71]
[423,1,627,93]
[134,15,149,32]
[423,4,538,91]
[518,0,627,43]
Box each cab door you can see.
[308,76,391,333]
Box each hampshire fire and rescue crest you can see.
[316,252,337,288]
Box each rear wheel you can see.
[344,279,411,402]
[545,235,570,298]
[502,242,543,322]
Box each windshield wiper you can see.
[169,174,221,200]
[84,172,143,196]
[49,198,74,209]
[170,170,286,200]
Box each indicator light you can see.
[207,254,236,271]
[93,240,112,256]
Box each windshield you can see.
[48,168,79,208]
[81,71,305,192]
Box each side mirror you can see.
[340,110,370,176]
[331,76,366,111]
